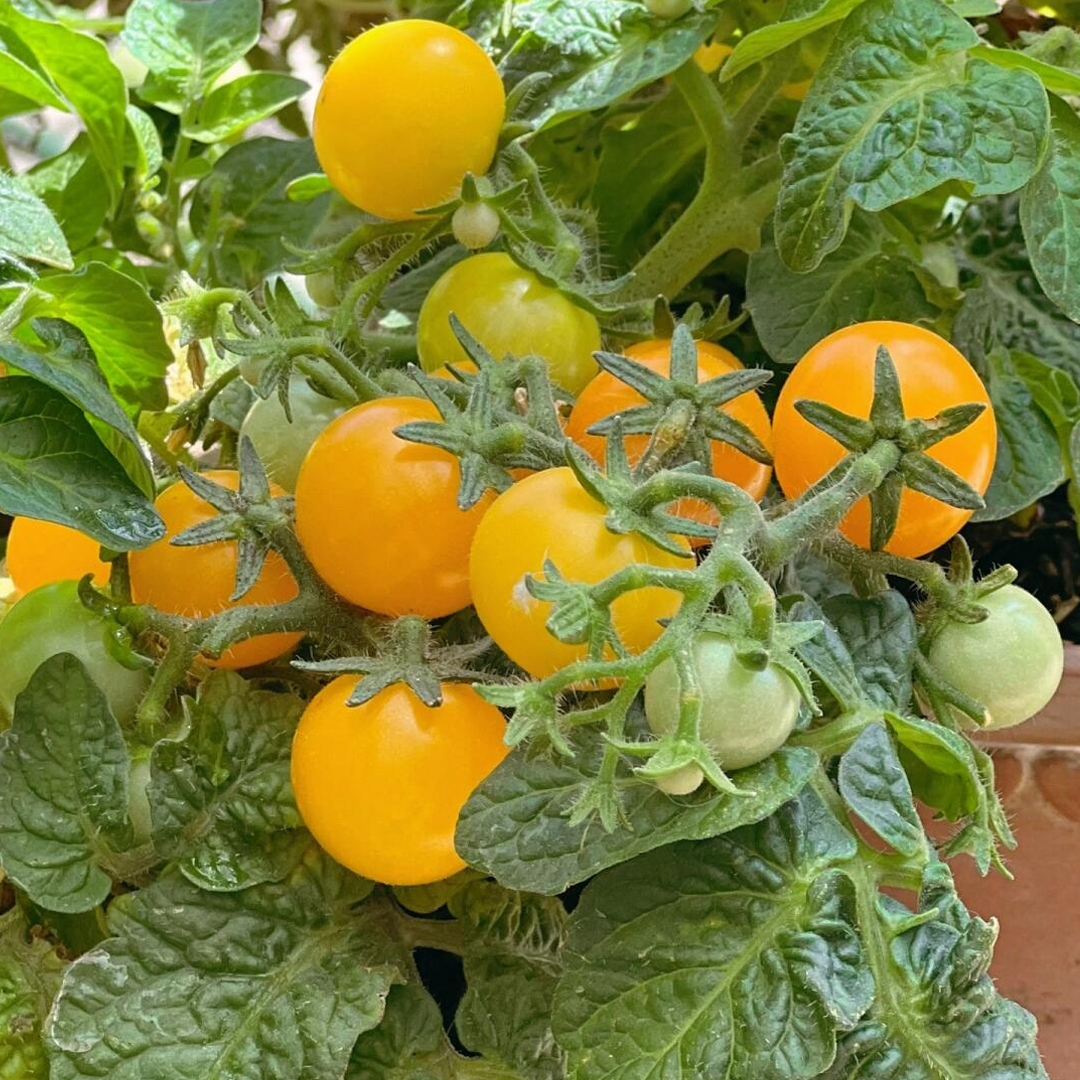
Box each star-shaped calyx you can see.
[795,346,988,551]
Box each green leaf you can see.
[347,982,451,1080]
[884,712,981,820]
[722,0,867,83]
[0,171,73,269]
[121,0,262,113]
[787,596,864,714]
[838,722,924,856]
[1012,350,1080,438]
[48,852,402,1080]
[456,736,817,895]
[821,591,916,711]
[0,3,127,203]
[973,42,1080,96]
[451,882,567,1080]
[593,89,703,270]
[0,908,66,1080]
[553,790,873,1080]
[148,671,307,892]
[1021,95,1080,324]
[286,172,333,203]
[775,0,1050,272]
[0,376,163,549]
[22,136,109,252]
[190,137,330,289]
[0,47,66,110]
[183,71,308,142]
[392,869,482,915]
[0,654,131,913]
[747,213,936,365]
[125,103,163,179]
[21,262,172,411]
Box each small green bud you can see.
[452,202,501,250]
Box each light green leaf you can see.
[973,42,1080,96]
[722,0,866,83]
[183,71,308,142]
[0,654,131,913]
[1021,95,1080,324]
[0,376,163,549]
[0,48,66,110]
[285,172,332,203]
[838,722,924,856]
[776,0,1050,272]
[0,171,72,269]
[21,262,172,411]
[0,908,66,1080]
[190,137,330,289]
[456,735,817,895]
[1012,350,1080,438]
[553,790,873,1080]
[121,0,262,113]
[451,882,567,1080]
[22,135,109,252]
[149,671,307,892]
[125,103,163,179]
[884,712,981,820]
[48,851,401,1080]
[747,212,936,365]
[0,3,127,202]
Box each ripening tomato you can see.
[291,678,509,885]
[566,339,772,541]
[129,472,302,669]
[469,467,692,679]
[295,397,491,618]
[313,20,505,220]
[772,322,996,557]
[417,253,602,395]
[6,517,111,594]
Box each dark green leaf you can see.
[822,592,916,711]
[149,672,306,892]
[347,982,450,1080]
[0,171,73,269]
[787,596,864,713]
[190,137,330,289]
[838,722,924,856]
[457,732,817,894]
[553,790,872,1080]
[0,377,163,549]
[183,71,308,142]
[48,852,402,1080]
[747,213,936,365]
[776,0,1049,271]
[0,654,131,913]
[973,41,1080,96]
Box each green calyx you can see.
[294,615,491,709]
[795,345,988,550]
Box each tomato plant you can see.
[291,677,509,885]
[0,1,1076,1077]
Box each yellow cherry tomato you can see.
[295,397,491,618]
[469,467,692,680]
[417,253,602,395]
[129,472,302,669]
[313,20,505,220]
[291,678,509,885]
[6,517,111,594]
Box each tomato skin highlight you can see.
[6,517,111,594]
[566,338,773,540]
[928,585,1064,730]
[0,581,148,723]
[644,633,801,771]
[129,472,302,670]
[417,253,602,395]
[313,20,505,220]
[295,397,491,618]
[469,467,692,680]
[291,678,509,885]
[772,321,996,557]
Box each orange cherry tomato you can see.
[291,678,509,885]
[295,397,491,618]
[469,467,692,680]
[129,472,302,669]
[566,339,773,542]
[313,20,505,220]
[6,517,111,594]
[772,322,996,557]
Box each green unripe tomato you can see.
[645,633,801,772]
[452,202,501,250]
[0,581,149,725]
[645,0,693,17]
[927,585,1064,730]
[306,270,338,310]
[239,376,347,491]
[417,252,601,395]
